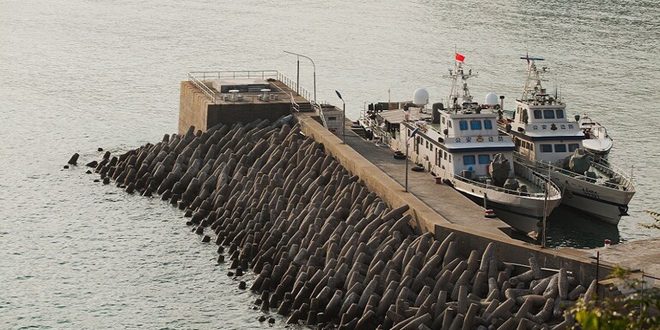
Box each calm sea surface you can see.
[1,0,658,328]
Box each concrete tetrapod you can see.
[92,116,589,329]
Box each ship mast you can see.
[520,54,547,102]
[447,59,477,111]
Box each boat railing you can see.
[514,161,561,198]
[590,160,635,191]
[593,125,608,139]
[452,167,551,198]
[514,153,633,191]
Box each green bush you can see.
[570,267,660,329]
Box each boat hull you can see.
[452,178,562,237]
[556,181,632,225]
[546,170,634,225]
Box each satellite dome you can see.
[484,92,499,106]
[413,88,430,106]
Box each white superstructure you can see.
[394,57,562,237]
[500,56,635,224]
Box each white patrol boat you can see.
[396,56,562,237]
[577,114,613,160]
[498,55,635,225]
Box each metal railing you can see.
[452,162,558,198]
[314,102,332,125]
[186,70,315,104]
[514,153,634,192]
[276,72,313,101]
[290,93,300,112]
[187,72,221,103]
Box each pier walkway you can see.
[341,126,516,240]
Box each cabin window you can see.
[443,151,447,160]
[442,117,446,124]
[484,120,493,129]
[448,121,452,128]
[448,155,452,162]
[470,120,482,130]
[568,124,574,129]
[459,120,468,130]
[327,116,337,120]
[556,110,564,119]
[543,110,555,119]
[568,143,579,152]
[554,144,567,152]
[478,154,491,164]
[515,138,521,147]
[463,155,476,165]
[540,144,553,153]
[533,110,542,119]
[430,145,433,152]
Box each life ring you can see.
[476,136,484,143]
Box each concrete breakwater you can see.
[88,117,590,329]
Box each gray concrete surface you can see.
[342,128,515,240]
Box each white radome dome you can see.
[484,92,499,106]
[413,88,430,106]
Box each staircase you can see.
[298,102,312,112]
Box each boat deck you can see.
[468,175,545,195]
[342,124,518,240]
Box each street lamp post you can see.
[405,126,419,192]
[283,50,316,103]
[405,136,409,192]
[335,90,346,144]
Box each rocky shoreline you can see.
[81,116,592,329]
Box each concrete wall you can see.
[179,81,211,135]
[296,114,449,235]
[433,225,604,285]
[296,113,608,285]
[179,80,294,134]
[206,103,291,129]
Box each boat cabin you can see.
[507,90,585,164]
[400,107,515,180]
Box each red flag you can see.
[455,53,465,62]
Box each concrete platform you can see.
[178,72,311,134]
[596,238,660,277]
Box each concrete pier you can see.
[178,74,659,283]
[295,113,608,283]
